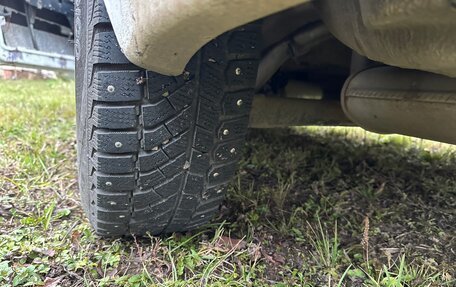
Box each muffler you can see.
[342,66,456,144]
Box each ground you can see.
[0,80,455,287]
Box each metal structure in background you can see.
[0,0,74,72]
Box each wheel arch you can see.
[104,0,309,76]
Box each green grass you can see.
[1,79,455,286]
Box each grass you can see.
[0,79,455,286]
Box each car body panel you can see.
[104,0,310,76]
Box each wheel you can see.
[75,0,262,236]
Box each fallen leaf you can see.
[32,248,56,257]
[272,253,286,265]
[261,249,285,265]
[70,230,81,250]
[43,276,64,287]
[214,236,246,252]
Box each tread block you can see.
[138,169,166,190]
[179,195,199,208]
[147,71,185,102]
[170,211,194,222]
[142,126,172,151]
[187,214,213,228]
[201,42,225,69]
[189,150,210,174]
[96,209,130,223]
[199,64,223,102]
[217,117,249,140]
[222,90,254,116]
[94,153,135,174]
[95,223,127,235]
[93,172,136,191]
[163,131,189,158]
[92,130,139,153]
[91,71,144,102]
[155,173,184,198]
[167,82,194,110]
[138,150,169,172]
[196,97,220,131]
[183,174,204,195]
[202,185,227,201]
[96,191,130,210]
[213,140,243,162]
[129,222,166,235]
[133,189,162,209]
[134,195,177,219]
[142,101,175,128]
[196,200,222,213]
[159,153,186,177]
[193,126,213,153]
[227,31,261,55]
[92,1,110,25]
[225,60,258,88]
[92,31,129,64]
[165,108,191,136]
[92,105,137,129]
[207,162,238,185]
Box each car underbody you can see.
[102,0,456,145]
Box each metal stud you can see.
[105,181,112,186]
[230,148,236,154]
[136,77,146,85]
[213,172,220,177]
[119,215,125,218]
[162,91,169,97]
[109,201,117,206]
[223,129,229,136]
[235,67,241,75]
[152,146,159,151]
[236,99,243,107]
[107,85,115,93]
[216,189,223,194]
[115,141,122,148]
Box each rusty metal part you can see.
[104,0,310,76]
[315,0,456,77]
[342,66,456,144]
[249,95,352,128]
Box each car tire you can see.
[75,0,262,236]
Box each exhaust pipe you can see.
[342,66,456,144]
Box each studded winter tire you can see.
[75,0,262,236]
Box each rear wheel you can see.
[75,0,262,236]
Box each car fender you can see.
[104,0,309,76]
